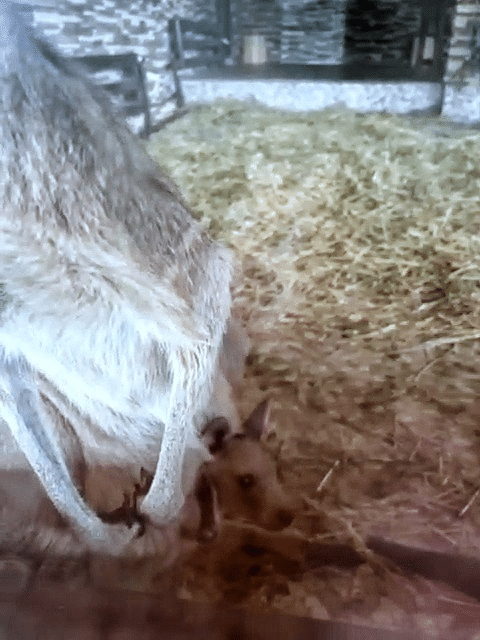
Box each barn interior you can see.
[4,1,480,639]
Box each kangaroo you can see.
[0,400,297,565]
[88,400,297,551]
[0,1,249,554]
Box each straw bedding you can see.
[148,101,480,636]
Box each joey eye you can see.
[237,473,255,490]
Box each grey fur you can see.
[0,1,245,554]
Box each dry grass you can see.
[148,102,480,634]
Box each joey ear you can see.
[201,416,231,454]
[242,399,271,441]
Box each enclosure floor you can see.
[146,104,480,638]
[1,535,480,640]
[2,402,480,640]
[0,553,425,640]
[4,108,480,638]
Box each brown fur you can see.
[203,402,297,532]
[89,400,298,554]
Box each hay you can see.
[148,102,480,633]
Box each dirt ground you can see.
[148,104,480,638]
[3,105,480,639]
[3,397,480,639]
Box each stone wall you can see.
[442,1,480,122]
[30,0,202,126]
[30,1,480,126]
[445,1,479,81]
